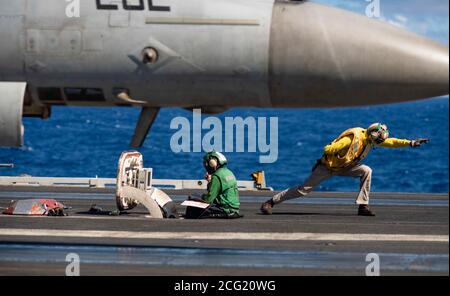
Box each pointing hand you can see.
[410,138,429,147]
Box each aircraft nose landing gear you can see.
[116,151,178,219]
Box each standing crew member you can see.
[261,123,428,216]
[195,151,241,218]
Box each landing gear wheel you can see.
[162,201,179,219]
[116,196,139,212]
[116,151,144,212]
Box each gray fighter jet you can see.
[0,0,448,147]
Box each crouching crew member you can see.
[261,123,428,217]
[186,151,241,219]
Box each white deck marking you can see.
[0,229,448,242]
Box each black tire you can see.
[162,202,179,219]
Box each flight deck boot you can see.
[260,199,274,215]
[358,205,375,216]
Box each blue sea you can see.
[0,97,448,193]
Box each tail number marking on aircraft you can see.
[96,0,170,12]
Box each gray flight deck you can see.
[0,187,448,276]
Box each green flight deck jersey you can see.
[202,167,240,214]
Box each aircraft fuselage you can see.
[0,0,448,147]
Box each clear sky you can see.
[312,0,449,45]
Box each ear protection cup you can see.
[208,158,218,170]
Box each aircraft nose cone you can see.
[269,2,449,107]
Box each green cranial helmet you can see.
[203,151,228,173]
[203,151,228,165]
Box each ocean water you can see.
[0,97,448,193]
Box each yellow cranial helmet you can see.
[367,123,389,144]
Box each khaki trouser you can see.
[272,163,372,205]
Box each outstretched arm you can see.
[378,138,411,148]
[378,138,429,148]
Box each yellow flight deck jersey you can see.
[321,128,411,170]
